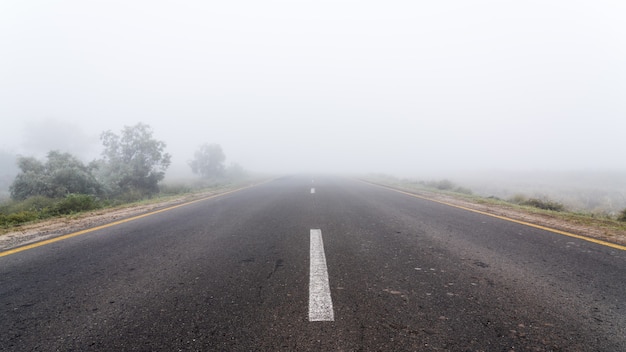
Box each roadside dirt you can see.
[375,183,626,247]
[0,189,231,252]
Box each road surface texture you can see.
[1,176,624,351]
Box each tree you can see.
[96,123,171,196]
[224,162,247,180]
[189,143,225,179]
[0,150,19,198]
[9,151,101,200]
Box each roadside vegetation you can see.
[507,194,565,212]
[365,174,626,235]
[0,122,254,232]
[0,180,251,231]
[619,209,626,222]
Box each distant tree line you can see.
[1,122,250,226]
[188,143,246,181]
[9,123,171,201]
[7,122,243,203]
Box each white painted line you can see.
[311,188,315,194]
[309,229,334,321]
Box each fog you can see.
[1,1,625,194]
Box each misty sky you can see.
[1,1,625,177]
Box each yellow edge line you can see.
[0,185,255,258]
[363,180,626,252]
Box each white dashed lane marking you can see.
[309,229,334,321]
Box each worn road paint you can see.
[309,229,334,321]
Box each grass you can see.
[509,196,565,212]
[363,174,626,236]
[619,209,626,222]
[0,194,105,229]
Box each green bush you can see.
[0,211,39,226]
[159,183,192,195]
[0,193,109,227]
[509,194,527,205]
[114,189,149,204]
[51,194,100,215]
[618,208,626,222]
[6,195,56,213]
[10,152,101,200]
[521,198,565,212]
[508,194,564,211]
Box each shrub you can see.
[425,179,455,191]
[437,179,455,190]
[509,194,527,204]
[0,211,39,226]
[51,194,101,215]
[15,196,57,213]
[521,198,565,212]
[0,196,56,217]
[508,194,564,211]
[114,189,149,204]
[10,152,101,200]
[159,183,192,195]
[618,208,626,222]
[454,186,473,195]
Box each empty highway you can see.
[1,176,624,351]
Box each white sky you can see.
[1,0,625,177]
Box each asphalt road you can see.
[1,175,624,351]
